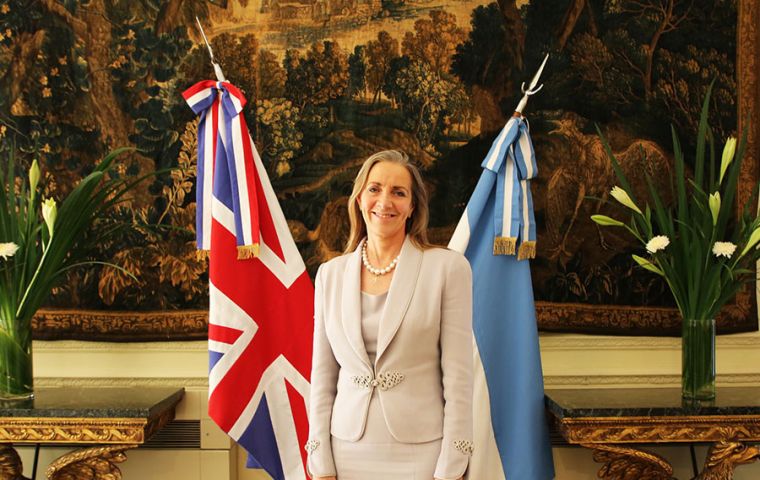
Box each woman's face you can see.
[358,161,415,241]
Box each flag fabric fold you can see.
[449,115,554,480]
[184,80,314,480]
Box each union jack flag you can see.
[183,80,314,479]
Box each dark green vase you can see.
[681,318,716,400]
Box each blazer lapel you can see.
[376,236,423,363]
[340,244,372,369]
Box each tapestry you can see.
[1,0,756,338]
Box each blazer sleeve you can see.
[306,265,339,478]
[434,253,474,480]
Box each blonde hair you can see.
[344,150,433,253]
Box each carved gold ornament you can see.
[0,418,149,444]
[0,444,29,480]
[556,415,760,444]
[554,414,760,479]
[582,443,672,480]
[46,445,135,480]
[695,441,760,480]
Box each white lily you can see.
[29,160,40,201]
[719,137,737,184]
[708,192,720,225]
[610,186,643,215]
[42,198,57,236]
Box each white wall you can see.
[14,329,760,479]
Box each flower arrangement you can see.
[592,88,756,322]
[0,146,139,399]
[591,84,757,400]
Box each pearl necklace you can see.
[361,240,400,276]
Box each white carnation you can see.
[646,235,670,254]
[0,242,19,260]
[712,241,737,259]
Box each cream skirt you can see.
[331,390,441,480]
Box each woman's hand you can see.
[314,477,336,480]
[434,478,463,480]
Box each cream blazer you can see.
[306,237,473,479]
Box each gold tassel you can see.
[493,236,517,255]
[196,250,210,261]
[517,241,536,261]
[237,243,260,260]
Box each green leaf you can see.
[632,254,664,276]
[694,80,716,189]
[707,127,716,191]
[596,124,638,201]
[645,173,674,238]
[671,126,690,249]
[595,125,632,191]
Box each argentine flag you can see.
[449,115,555,479]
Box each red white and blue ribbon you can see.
[183,80,260,258]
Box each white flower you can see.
[712,241,736,259]
[0,242,19,260]
[42,198,57,236]
[646,235,670,253]
[708,192,720,225]
[719,136,737,184]
[610,186,643,214]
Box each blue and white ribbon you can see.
[481,116,537,259]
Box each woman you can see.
[306,150,473,480]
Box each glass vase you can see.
[681,318,715,400]
[0,313,34,400]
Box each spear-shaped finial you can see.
[514,53,549,114]
[195,17,226,82]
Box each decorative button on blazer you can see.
[307,236,474,479]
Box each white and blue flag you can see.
[449,115,555,480]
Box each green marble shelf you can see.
[545,386,760,419]
[0,387,184,419]
[0,387,186,479]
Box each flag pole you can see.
[514,53,548,115]
[195,16,226,82]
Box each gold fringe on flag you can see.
[493,236,517,255]
[237,243,260,260]
[517,241,536,261]
[196,250,209,261]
